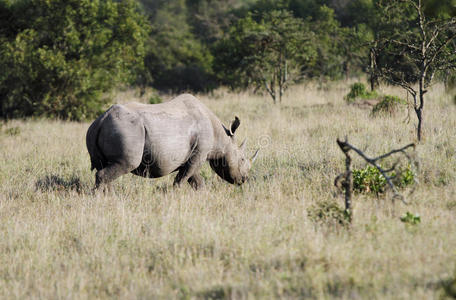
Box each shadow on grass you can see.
[441,276,456,298]
[35,174,83,193]
[196,285,231,300]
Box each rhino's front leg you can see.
[173,151,205,189]
[188,174,205,190]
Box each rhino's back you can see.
[123,94,212,120]
[123,94,215,145]
[124,94,216,177]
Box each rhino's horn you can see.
[251,149,260,163]
[240,138,247,151]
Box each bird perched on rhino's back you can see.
[86,93,259,191]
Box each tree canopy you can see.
[214,10,314,102]
[0,0,149,120]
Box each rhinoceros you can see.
[86,93,259,190]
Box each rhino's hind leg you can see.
[188,174,205,190]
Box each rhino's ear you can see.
[230,116,240,135]
[224,116,240,137]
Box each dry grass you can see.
[1,81,455,299]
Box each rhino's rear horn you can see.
[251,149,260,163]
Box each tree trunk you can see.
[343,154,352,213]
[416,107,423,141]
[416,76,425,141]
[336,139,353,222]
[369,48,378,91]
[264,80,276,104]
[343,61,349,81]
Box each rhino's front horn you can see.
[251,149,260,163]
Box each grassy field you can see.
[1,82,455,299]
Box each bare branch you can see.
[427,32,456,67]
[335,138,416,205]
[378,67,417,96]
[335,137,353,214]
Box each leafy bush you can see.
[149,94,163,105]
[344,82,378,103]
[0,0,149,121]
[394,165,415,188]
[307,200,351,226]
[400,212,421,225]
[371,95,407,116]
[352,166,386,194]
[352,164,415,195]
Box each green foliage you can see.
[371,95,407,116]
[374,0,456,90]
[423,0,456,20]
[149,94,163,104]
[242,1,364,81]
[395,165,415,188]
[400,212,421,225]
[214,9,314,102]
[344,82,378,102]
[0,0,149,121]
[2,0,453,110]
[144,0,215,93]
[307,200,351,226]
[352,164,415,195]
[307,5,358,80]
[352,165,386,194]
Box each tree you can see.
[307,5,363,81]
[214,10,314,103]
[143,0,215,92]
[0,0,149,121]
[185,0,244,44]
[248,1,360,81]
[375,0,456,141]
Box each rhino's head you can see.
[209,117,259,185]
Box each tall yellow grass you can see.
[0,81,455,299]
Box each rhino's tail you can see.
[86,110,109,171]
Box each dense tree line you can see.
[0,0,455,120]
